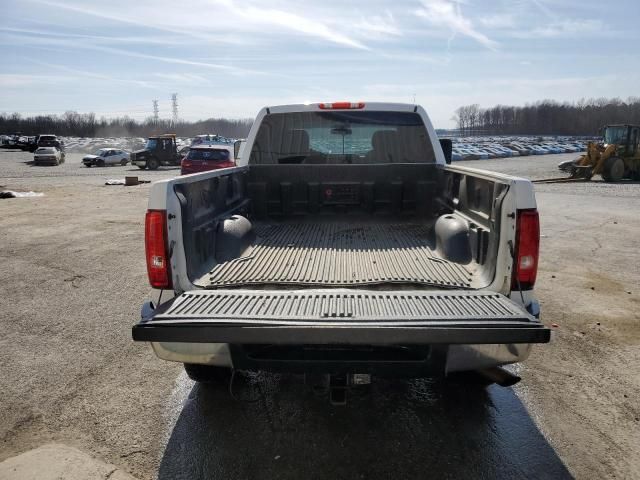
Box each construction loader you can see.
[558,124,640,182]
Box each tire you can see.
[120,159,128,166]
[85,164,92,168]
[184,363,232,384]
[146,157,160,170]
[97,159,105,167]
[602,157,625,182]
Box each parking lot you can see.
[1,149,638,479]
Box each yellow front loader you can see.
[558,124,640,181]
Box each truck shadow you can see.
[157,374,573,479]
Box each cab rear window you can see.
[187,149,231,161]
[249,111,434,165]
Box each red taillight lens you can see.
[215,160,235,169]
[318,102,365,110]
[512,209,539,290]
[145,210,172,289]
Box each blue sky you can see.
[1,0,638,127]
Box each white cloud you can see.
[352,11,402,39]
[2,32,261,76]
[231,5,368,50]
[530,19,603,37]
[31,0,250,45]
[153,73,209,84]
[478,14,516,29]
[31,0,369,50]
[415,0,498,50]
[28,60,161,89]
[0,74,73,88]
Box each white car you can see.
[83,148,130,167]
[33,147,64,166]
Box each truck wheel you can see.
[97,159,105,167]
[184,363,231,384]
[85,164,92,168]
[602,157,625,182]
[147,157,160,170]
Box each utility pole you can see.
[152,99,159,124]
[171,93,178,127]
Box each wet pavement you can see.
[7,149,637,479]
[158,373,572,479]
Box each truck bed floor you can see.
[202,222,474,288]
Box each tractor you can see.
[558,124,640,181]
[131,134,183,170]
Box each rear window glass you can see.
[188,149,231,161]
[249,111,434,165]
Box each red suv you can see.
[181,146,235,175]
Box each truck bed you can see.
[199,221,475,289]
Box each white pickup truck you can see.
[133,102,549,392]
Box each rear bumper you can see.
[34,158,58,165]
[134,315,549,345]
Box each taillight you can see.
[512,209,539,290]
[145,210,172,289]
[318,102,365,110]
[216,160,235,169]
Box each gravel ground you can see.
[1,149,638,479]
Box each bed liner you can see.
[201,221,477,288]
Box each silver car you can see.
[83,148,130,167]
[33,147,64,166]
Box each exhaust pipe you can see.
[476,367,521,387]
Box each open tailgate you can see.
[132,290,550,345]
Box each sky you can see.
[1,0,639,128]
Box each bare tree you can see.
[452,97,640,136]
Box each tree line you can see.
[0,111,253,138]
[452,97,640,136]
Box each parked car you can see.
[2,133,23,149]
[20,136,39,152]
[37,134,64,151]
[190,134,234,146]
[33,146,64,166]
[180,145,234,175]
[133,102,549,397]
[82,148,130,167]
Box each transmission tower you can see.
[152,99,159,124]
[171,93,179,126]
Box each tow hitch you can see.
[306,373,372,406]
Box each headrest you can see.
[371,130,397,151]
[281,129,310,154]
